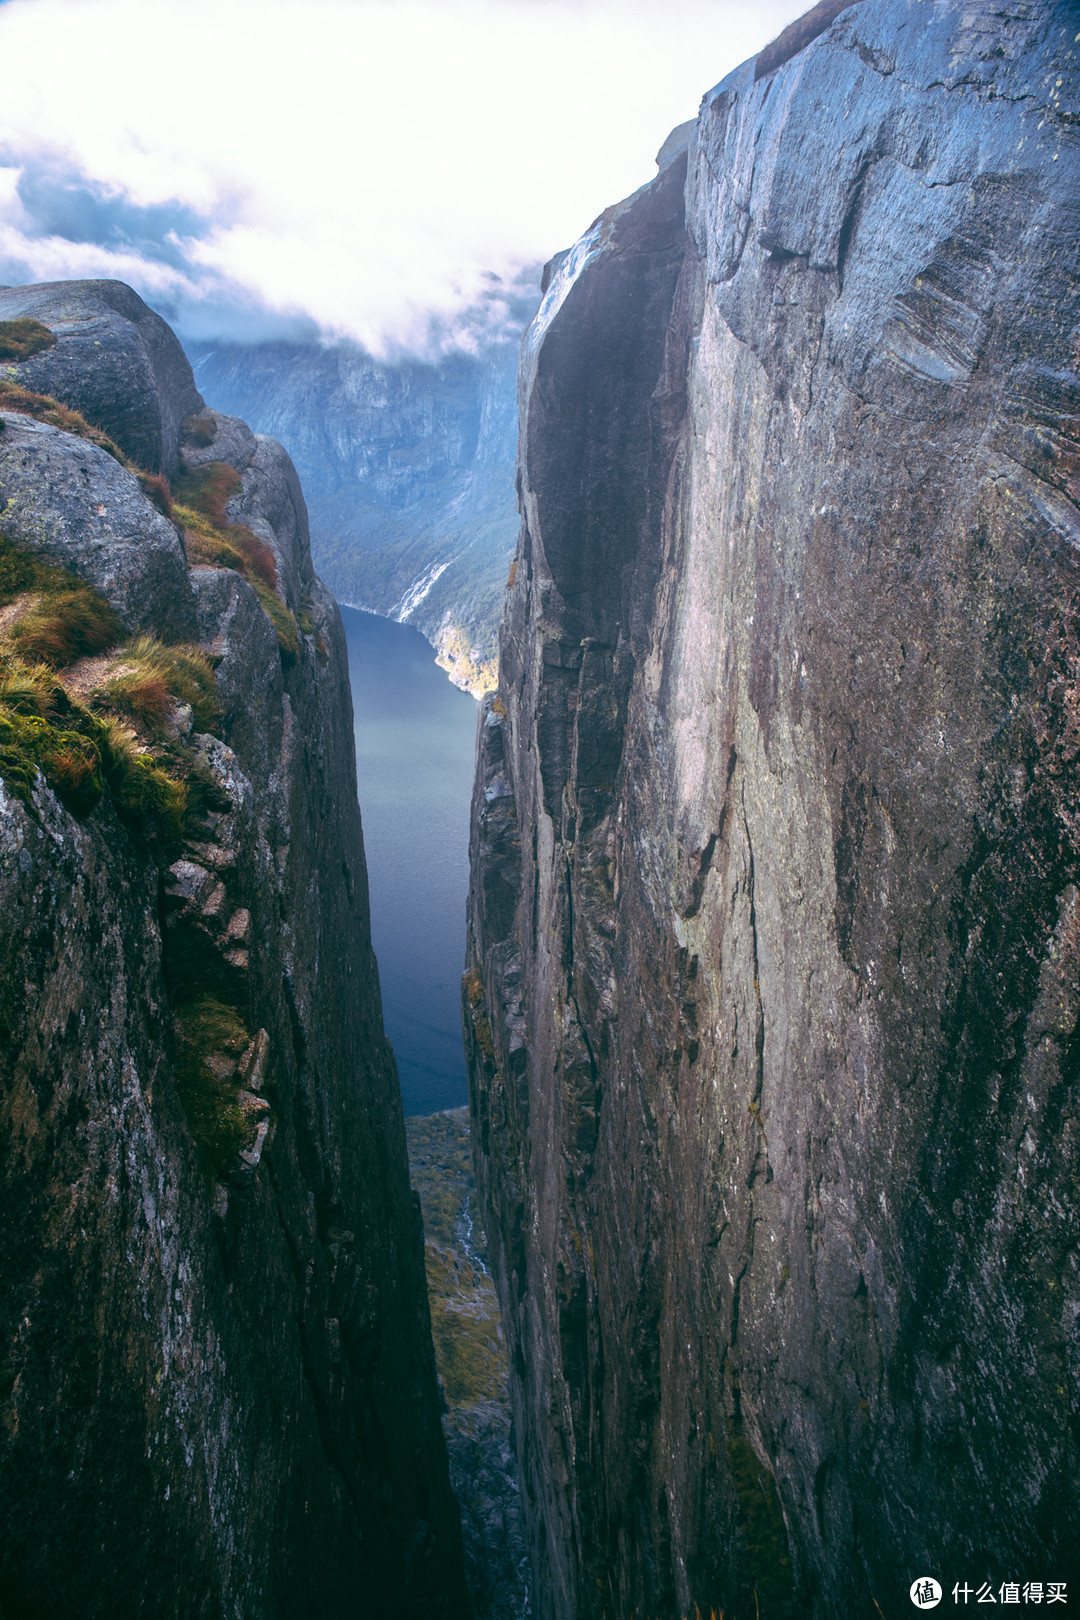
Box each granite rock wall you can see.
[0,282,468,1619]
[466,3,1080,1614]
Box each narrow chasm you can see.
[344,604,531,1617]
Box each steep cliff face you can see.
[467,3,1080,1614]
[187,311,534,697]
[0,282,468,1618]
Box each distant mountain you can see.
[186,288,537,697]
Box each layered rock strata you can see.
[0,283,467,1618]
[466,2,1080,1615]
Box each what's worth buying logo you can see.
[910,1577,1068,1606]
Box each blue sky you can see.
[0,0,807,354]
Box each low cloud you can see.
[0,0,806,355]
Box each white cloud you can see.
[0,0,808,352]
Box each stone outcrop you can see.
[0,413,196,640]
[0,283,468,1617]
[466,2,1080,1615]
[0,280,205,476]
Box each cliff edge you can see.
[0,282,468,1618]
[467,1,1080,1614]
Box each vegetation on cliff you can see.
[173,458,300,660]
[174,996,257,1183]
[0,317,56,362]
[0,531,221,839]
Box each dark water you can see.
[343,607,477,1115]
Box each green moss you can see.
[0,690,190,836]
[0,706,100,816]
[103,734,188,840]
[726,1427,794,1610]
[174,996,252,1183]
[0,318,57,361]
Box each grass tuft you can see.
[103,666,173,728]
[0,662,54,717]
[9,587,122,668]
[174,461,242,529]
[174,996,252,1183]
[181,414,217,449]
[102,636,220,735]
[0,318,57,362]
[137,470,173,518]
[0,380,126,462]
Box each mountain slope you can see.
[188,289,536,698]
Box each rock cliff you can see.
[0,282,468,1617]
[466,2,1080,1614]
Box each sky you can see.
[0,0,807,356]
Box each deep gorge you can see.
[1,0,1079,1615]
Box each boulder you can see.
[0,279,205,476]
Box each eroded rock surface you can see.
[0,411,196,640]
[467,2,1080,1615]
[0,283,467,1618]
[0,279,204,476]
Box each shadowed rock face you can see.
[466,2,1080,1616]
[0,286,468,1618]
[0,279,204,476]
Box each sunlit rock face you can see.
[188,295,537,697]
[0,282,468,1618]
[466,2,1080,1615]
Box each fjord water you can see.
[343,607,476,1115]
